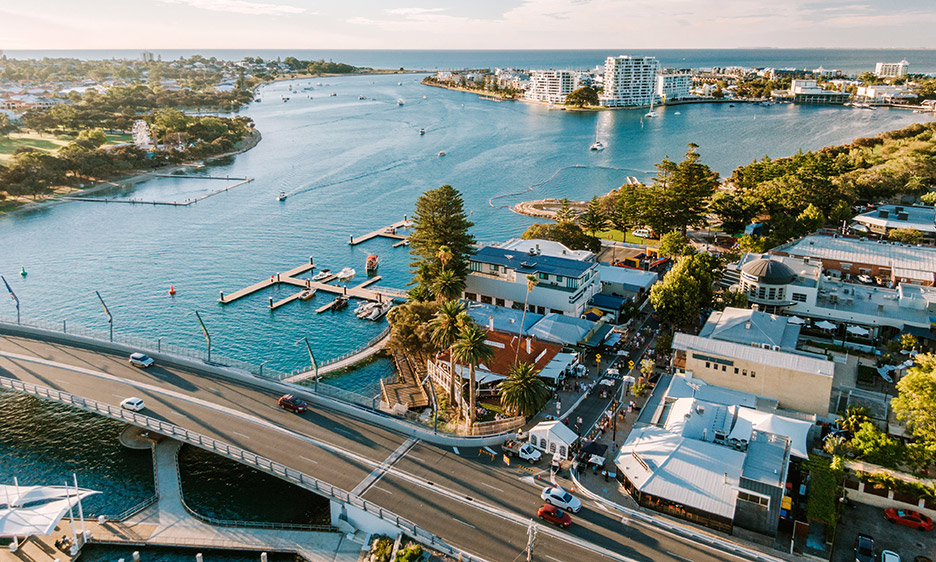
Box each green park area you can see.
[596,228,661,246]
[0,131,132,164]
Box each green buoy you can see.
[20,267,27,277]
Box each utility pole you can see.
[95,290,113,341]
[296,337,318,391]
[191,311,211,362]
[1,276,20,325]
[526,518,536,562]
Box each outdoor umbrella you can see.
[815,320,837,330]
[787,316,805,325]
[846,326,870,337]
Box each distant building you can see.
[600,55,660,108]
[464,245,600,317]
[875,60,909,78]
[852,205,936,241]
[655,72,693,102]
[141,51,155,63]
[672,308,835,416]
[812,66,842,78]
[855,85,916,105]
[524,70,577,104]
[770,80,851,105]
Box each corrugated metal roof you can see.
[673,333,834,377]
[777,235,936,279]
[472,246,596,278]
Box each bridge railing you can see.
[0,376,486,562]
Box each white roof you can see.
[0,485,99,538]
[529,420,578,447]
[728,409,811,458]
[776,235,936,284]
[597,265,658,290]
[853,205,936,233]
[616,426,743,519]
[673,333,834,378]
[498,238,595,262]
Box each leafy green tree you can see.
[578,195,610,234]
[851,421,903,468]
[828,200,854,225]
[0,113,15,136]
[431,268,465,302]
[408,184,476,294]
[386,301,439,356]
[521,222,600,254]
[900,334,919,352]
[714,288,748,311]
[709,191,759,235]
[564,86,599,107]
[797,203,826,234]
[888,228,923,245]
[498,362,550,419]
[837,405,871,432]
[823,434,850,458]
[737,235,767,254]
[657,231,694,258]
[452,323,495,427]
[921,192,936,205]
[662,143,719,235]
[429,300,468,402]
[649,252,721,330]
[891,353,936,458]
[555,198,576,223]
[75,128,107,149]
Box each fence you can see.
[0,375,486,562]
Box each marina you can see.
[347,218,411,246]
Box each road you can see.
[0,333,749,562]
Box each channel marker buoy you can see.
[168,285,176,295]
[20,267,27,277]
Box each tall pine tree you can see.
[408,185,476,295]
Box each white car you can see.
[857,274,874,285]
[881,551,900,562]
[129,353,155,368]
[541,486,582,513]
[632,229,651,238]
[120,397,146,412]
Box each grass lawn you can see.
[595,228,660,246]
[0,131,133,164]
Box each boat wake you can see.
[487,164,654,209]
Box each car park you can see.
[885,508,933,531]
[537,504,572,528]
[129,353,155,368]
[277,394,308,413]
[120,397,145,412]
[855,533,875,562]
[541,486,582,513]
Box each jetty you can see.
[348,218,412,246]
[380,353,429,412]
[63,176,254,207]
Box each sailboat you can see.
[645,97,658,118]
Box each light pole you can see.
[296,337,318,391]
[259,360,268,377]
[94,290,113,341]
[190,311,211,362]
[2,276,20,325]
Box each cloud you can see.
[157,0,305,16]
[385,8,446,15]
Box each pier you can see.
[348,219,412,246]
[63,176,254,207]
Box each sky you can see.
[0,0,934,50]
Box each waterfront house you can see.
[464,245,600,317]
[770,80,851,105]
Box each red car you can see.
[277,394,308,413]
[885,508,933,531]
[537,504,572,529]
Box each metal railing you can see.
[318,326,390,370]
[0,376,486,562]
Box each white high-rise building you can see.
[655,72,693,102]
[874,60,909,78]
[600,56,661,108]
[524,70,577,104]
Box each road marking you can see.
[406,454,424,463]
[479,482,504,492]
[299,455,318,464]
[545,556,564,562]
[452,518,476,529]
[232,431,250,439]
[332,427,354,436]
[371,486,393,495]
[351,438,418,496]
[452,446,460,455]
[665,552,692,562]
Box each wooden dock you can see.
[348,219,412,246]
[219,260,316,304]
[381,353,430,411]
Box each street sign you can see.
[628,360,634,368]
[596,354,602,361]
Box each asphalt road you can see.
[0,334,749,562]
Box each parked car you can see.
[537,504,572,528]
[129,353,155,368]
[881,551,901,562]
[857,274,875,285]
[885,508,934,531]
[541,486,582,513]
[502,440,542,462]
[277,394,308,413]
[120,397,145,412]
[854,533,875,562]
[632,229,651,238]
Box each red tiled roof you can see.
[438,329,562,377]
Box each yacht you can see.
[397,99,405,106]
[329,92,337,97]
[366,254,379,275]
[645,97,657,118]
[336,267,356,280]
[354,301,378,318]
[438,151,446,157]
[673,111,681,115]
[366,301,393,321]
[312,268,331,282]
[298,288,317,300]
[276,191,288,202]
[397,82,403,86]
[359,95,367,100]
[589,140,605,151]
[419,128,426,135]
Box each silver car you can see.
[129,353,155,368]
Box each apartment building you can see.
[655,72,693,102]
[875,60,910,78]
[524,70,577,104]
[600,56,660,108]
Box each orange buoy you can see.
[168,285,176,295]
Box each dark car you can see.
[855,533,874,562]
[885,508,933,531]
[277,394,308,413]
[537,504,572,529]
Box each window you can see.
[538,273,549,280]
[464,292,477,301]
[489,264,497,272]
[722,365,727,372]
[792,292,807,303]
[549,442,557,453]
[540,438,547,449]
[751,371,756,378]
[742,369,747,376]
[470,262,481,273]
[559,446,566,457]
[734,368,739,374]
[768,288,776,300]
[706,362,711,369]
[556,276,564,283]
[480,295,493,304]
[758,287,766,299]
[738,491,769,508]
[495,298,505,307]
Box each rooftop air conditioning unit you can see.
[773,345,781,351]
[878,210,889,218]
[897,213,909,221]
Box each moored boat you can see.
[299,288,317,300]
[366,301,393,321]
[336,267,356,280]
[332,295,349,311]
[312,268,331,281]
[366,254,379,275]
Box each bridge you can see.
[0,325,780,562]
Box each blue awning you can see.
[589,293,627,311]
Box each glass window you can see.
[539,273,549,280]
[705,362,710,369]
[751,371,756,378]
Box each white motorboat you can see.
[329,92,337,97]
[298,288,317,300]
[312,268,331,281]
[397,99,405,106]
[438,151,446,157]
[355,301,378,318]
[359,95,367,100]
[419,128,426,135]
[277,191,288,201]
[589,140,605,151]
[366,301,393,321]
[336,267,356,280]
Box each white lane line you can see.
[406,455,424,463]
[665,552,692,562]
[333,427,354,436]
[452,446,460,455]
[299,455,318,464]
[452,518,476,529]
[371,486,393,495]
[479,482,504,492]
[232,431,250,439]
[545,555,564,562]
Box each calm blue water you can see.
[5,49,936,74]
[1,73,933,392]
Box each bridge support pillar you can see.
[330,500,399,537]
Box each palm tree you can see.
[516,274,538,361]
[452,322,495,428]
[431,268,465,302]
[429,300,467,402]
[498,361,550,419]
[837,405,871,433]
[437,245,453,272]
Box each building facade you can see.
[875,60,909,78]
[770,80,851,105]
[852,205,936,242]
[600,56,660,108]
[464,245,600,317]
[655,72,693,102]
[524,70,577,104]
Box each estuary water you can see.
[0,73,933,387]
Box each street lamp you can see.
[1,276,20,325]
[94,290,113,341]
[295,337,318,391]
[189,311,211,362]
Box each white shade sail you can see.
[847,326,870,337]
[0,485,99,538]
[815,320,837,330]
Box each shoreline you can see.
[0,128,263,216]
